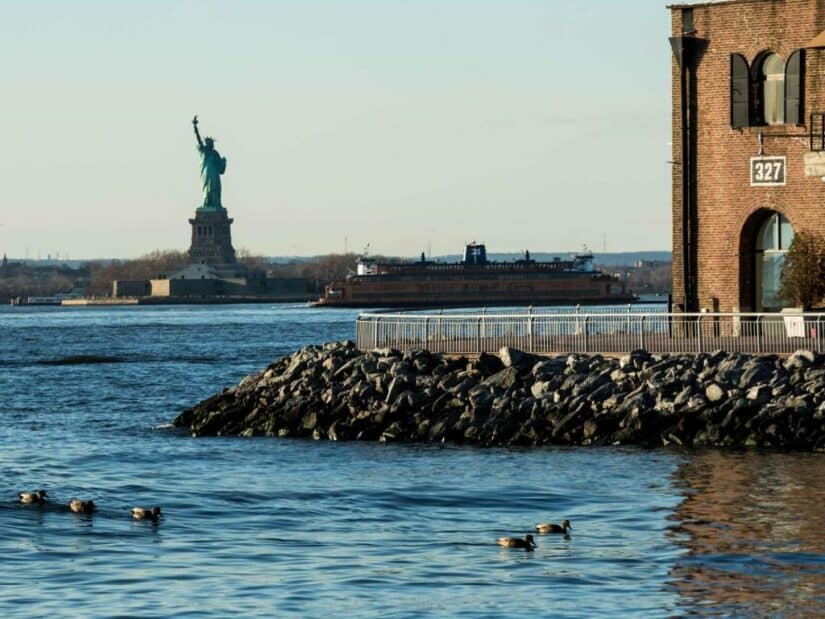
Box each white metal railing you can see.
[355,311,825,355]
[426,303,669,315]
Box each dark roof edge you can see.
[668,0,770,9]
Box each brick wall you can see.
[670,0,825,312]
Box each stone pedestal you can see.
[188,207,237,265]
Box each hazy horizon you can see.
[2,1,671,260]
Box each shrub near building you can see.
[780,230,825,310]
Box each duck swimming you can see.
[496,534,536,550]
[19,490,47,504]
[69,499,95,514]
[132,506,162,522]
[535,520,571,535]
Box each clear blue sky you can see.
[1,1,671,259]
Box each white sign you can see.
[751,156,786,186]
[784,315,806,338]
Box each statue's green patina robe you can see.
[198,144,227,209]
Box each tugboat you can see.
[312,243,634,308]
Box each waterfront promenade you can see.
[355,310,825,356]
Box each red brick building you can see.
[670,0,825,313]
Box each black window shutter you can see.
[785,49,805,125]
[730,53,750,128]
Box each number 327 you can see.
[754,161,783,183]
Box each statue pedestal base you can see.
[188,207,237,265]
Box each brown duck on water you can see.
[19,490,47,504]
[132,506,162,522]
[69,499,96,514]
[496,534,537,550]
[535,519,572,535]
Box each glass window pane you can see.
[762,54,786,125]
[761,253,786,310]
[757,214,778,250]
[779,214,794,250]
[763,54,784,77]
[764,78,785,125]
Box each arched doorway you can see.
[739,210,794,311]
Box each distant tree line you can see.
[0,260,88,301]
[2,249,685,302]
[84,250,190,296]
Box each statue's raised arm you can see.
[192,115,204,149]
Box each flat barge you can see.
[313,243,634,308]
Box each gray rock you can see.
[498,346,527,368]
[685,395,709,413]
[582,419,600,440]
[530,381,552,399]
[390,360,415,377]
[586,382,617,405]
[437,371,462,391]
[787,395,814,415]
[746,385,771,405]
[302,412,319,431]
[739,360,776,388]
[784,349,816,371]
[610,369,628,383]
[620,349,652,371]
[655,399,676,414]
[373,347,401,358]
[448,378,476,397]
[428,421,447,441]
[674,386,694,407]
[321,356,340,371]
[531,359,566,380]
[614,388,655,417]
[552,408,585,438]
[390,390,419,414]
[483,367,520,391]
[601,392,624,411]
[469,386,494,411]
[572,374,610,398]
[176,343,825,451]
[380,422,404,442]
[385,376,411,404]
[705,383,726,403]
[281,356,309,382]
[566,354,590,374]
[413,359,432,374]
[475,352,504,376]
[805,367,825,382]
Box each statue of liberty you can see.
[192,116,227,209]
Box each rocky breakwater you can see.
[174,342,825,451]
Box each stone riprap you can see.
[174,342,825,451]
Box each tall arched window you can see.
[731,50,805,128]
[760,53,785,125]
[755,212,794,311]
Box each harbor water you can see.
[2,305,824,617]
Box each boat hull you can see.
[313,273,634,308]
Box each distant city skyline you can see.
[2,1,671,259]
